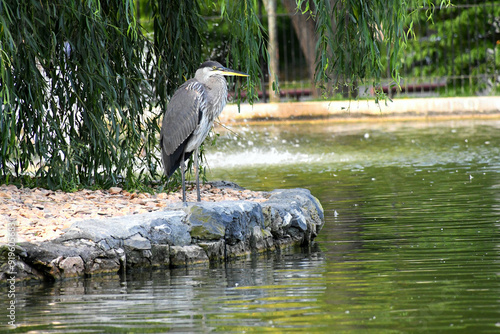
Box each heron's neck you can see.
[205,76,228,118]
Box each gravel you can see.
[0,183,269,244]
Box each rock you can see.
[151,244,170,267]
[59,256,85,276]
[187,205,226,240]
[108,187,122,194]
[23,198,34,205]
[123,234,153,267]
[0,191,11,199]
[124,234,151,250]
[263,188,324,245]
[250,226,265,250]
[172,200,264,245]
[59,210,191,248]
[208,180,246,190]
[156,192,168,200]
[170,245,209,267]
[1,187,324,283]
[198,240,225,263]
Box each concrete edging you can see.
[221,96,500,123]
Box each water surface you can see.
[2,119,500,333]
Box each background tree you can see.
[282,0,318,95]
[0,0,448,191]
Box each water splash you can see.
[206,147,327,168]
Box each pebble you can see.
[0,183,269,244]
[0,191,11,199]
[108,187,122,195]
[156,193,168,200]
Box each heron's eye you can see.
[212,66,217,70]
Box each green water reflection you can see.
[1,119,499,333]
[205,119,500,332]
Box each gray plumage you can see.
[160,61,249,202]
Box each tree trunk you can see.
[282,0,317,96]
[264,0,280,102]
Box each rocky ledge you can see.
[1,188,324,282]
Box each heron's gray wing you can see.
[161,79,205,155]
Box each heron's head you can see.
[196,61,249,80]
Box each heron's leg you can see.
[181,151,186,203]
[195,147,201,202]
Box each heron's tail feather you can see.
[161,138,193,179]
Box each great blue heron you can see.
[160,60,249,202]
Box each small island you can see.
[1,183,324,283]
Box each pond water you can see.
[2,119,500,333]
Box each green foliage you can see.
[402,0,500,95]
[220,0,265,102]
[298,0,451,97]
[0,0,150,191]
[0,0,454,192]
[0,0,264,192]
[151,0,206,107]
[199,1,265,103]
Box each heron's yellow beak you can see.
[218,66,249,77]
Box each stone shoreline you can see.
[1,185,324,283]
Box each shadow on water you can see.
[2,119,500,332]
[2,249,329,333]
